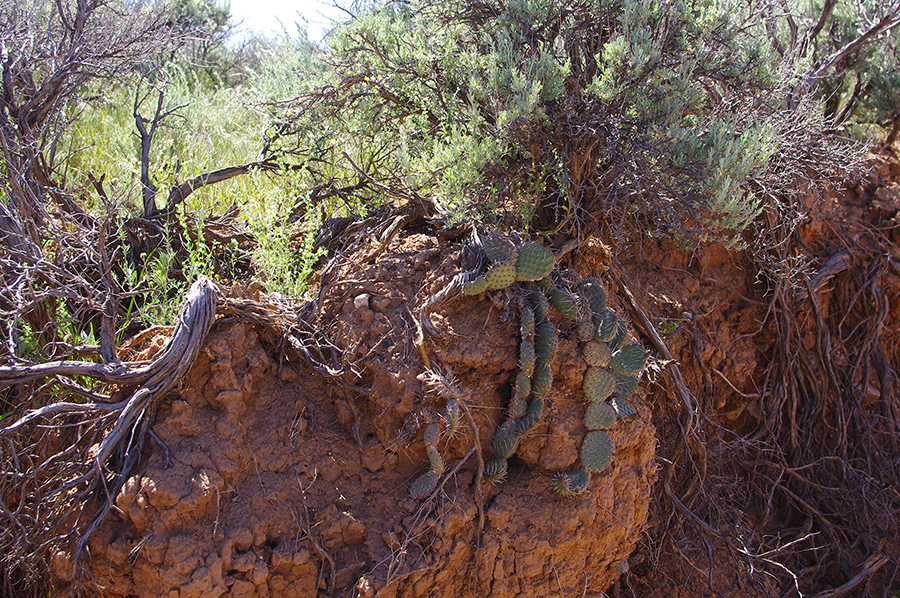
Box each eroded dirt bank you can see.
[57,233,657,597]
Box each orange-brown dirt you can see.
[55,233,657,597]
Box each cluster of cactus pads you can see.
[460,233,647,498]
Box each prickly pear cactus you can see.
[552,469,591,497]
[584,367,616,402]
[585,401,617,430]
[491,426,520,461]
[581,430,615,473]
[449,232,649,497]
[534,322,558,364]
[485,262,517,290]
[482,234,517,264]
[410,470,440,499]
[582,340,611,367]
[484,457,508,485]
[610,344,646,376]
[463,275,487,296]
[516,241,555,281]
[531,362,553,401]
[550,289,577,319]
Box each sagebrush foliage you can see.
[264,0,857,245]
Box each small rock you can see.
[354,294,370,309]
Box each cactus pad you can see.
[482,234,517,264]
[582,340,611,367]
[580,279,608,315]
[537,277,556,295]
[515,241,555,281]
[575,320,595,343]
[550,289,577,319]
[585,401,617,430]
[423,422,441,448]
[594,309,618,342]
[531,362,553,400]
[520,304,536,341]
[509,395,527,420]
[515,371,532,401]
[519,340,536,378]
[609,317,628,348]
[581,430,615,472]
[610,396,638,420]
[518,398,544,433]
[529,289,552,322]
[484,458,508,485]
[463,275,487,296]
[485,262,517,291]
[613,371,639,399]
[410,470,440,499]
[535,321,558,364]
[426,445,445,475]
[610,343,646,376]
[583,367,616,402]
[491,427,520,460]
[552,469,591,497]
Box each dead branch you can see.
[0,277,217,586]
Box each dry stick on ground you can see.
[0,277,217,578]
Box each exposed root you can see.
[0,277,217,590]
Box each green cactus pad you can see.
[552,469,591,497]
[515,241,555,282]
[613,371,639,399]
[594,309,618,342]
[550,289,577,319]
[410,470,440,499]
[509,395,528,419]
[537,277,556,295]
[583,367,616,402]
[521,398,544,431]
[423,422,441,448]
[582,340,612,367]
[426,445,445,475]
[610,396,638,420]
[580,279,608,315]
[519,340,536,378]
[520,304,536,342]
[575,320,595,343]
[515,371,532,401]
[482,234,517,264]
[491,427,520,460]
[585,401,617,430]
[610,343,646,376]
[608,317,628,348]
[581,430,615,472]
[463,275,487,296]
[485,262,517,291]
[484,458,508,485]
[535,321,558,364]
[531,362,553,400]
[529,289,552,322]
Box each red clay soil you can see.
[54,233,657,597]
